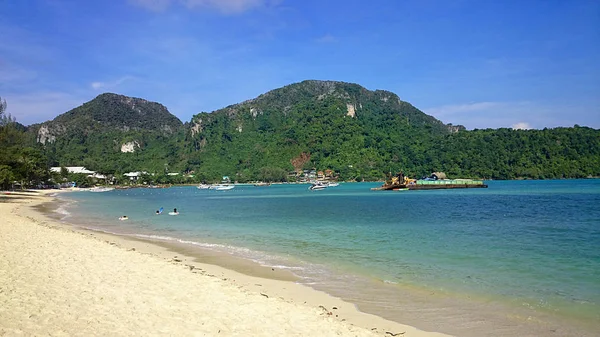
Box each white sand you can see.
[0,191,451,336]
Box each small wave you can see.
[54,206,70,215]
[267,265,305,270]
[54,206,72,220]
[383,279,399,285]
[134,234,179,241]
[131,233,316,277]
[132,234,229,250]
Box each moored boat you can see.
[89,187,114,192]
[211,184,235,191]
[371,172,409,191]
[408,178,487,190]
[372,171,488,191]
[309,181,328,190]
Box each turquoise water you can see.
[57,180,600,334]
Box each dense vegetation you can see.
[184,81,599,181]
[0,97,49,189]
[1,81,599,189]
[427,127,599,179]
[183,81,462,181]
[29,93,187,176]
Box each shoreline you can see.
[4,188,597,337]
[0,189,448,337]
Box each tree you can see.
[60,166,69,179]
[0,97,15,126]
[0,165,14,190]
[0,97,50,189]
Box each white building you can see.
[50,166,95,174]
[50,167,108,180]
[124,171,149,180]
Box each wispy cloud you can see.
[423,101,542,129]
[130,0,274,14]
[0,63,38,83]
[424,100,599,129]
[0,23,57,87]
[315,34,336,43]
[90,76,136,90]
[512,122,531,130]
[4,91,90,125]
[184,0,268,13]
[425,102,504,117]
[129,0,171,12]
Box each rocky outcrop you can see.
[37,126,56,144]
[346,104,356,118]
[121,141,140,153]
[191,119,203,136]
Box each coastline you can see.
[0,190,448,337]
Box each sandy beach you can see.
[0,190,450,337]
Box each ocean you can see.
[53,180,600,336]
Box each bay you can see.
[56,180,600,336]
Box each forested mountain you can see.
[27,93,186,174]
[2,81,598,188]
[183,81,599,182]
[184,80,464,181]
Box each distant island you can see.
[1,80,599,189]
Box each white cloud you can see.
[130,0,271,13]
[3,92,89,126]
[316,34,336,43]
[423,101,559,130]
[184,0,266,13]
[0,64,38,83]
[425,102,504,117]
[512,122,531,130]
[0,23,55,85]
[90,76,135,91]
[420,98,600,129]
[129,0,172,12]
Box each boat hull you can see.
[214,185,235,191]
[371,184,406,191]
[408,184,488,190]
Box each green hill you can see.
[183,80,599,181]
[9,81,598,185]
[184,80,464,181]
[28,93,185,174]
[428,126,600,179]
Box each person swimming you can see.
[169,208,179,216]
[156,207,163,215]
[119,215,128,221]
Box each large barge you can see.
[408,179,487,190]
[372,172,488,191]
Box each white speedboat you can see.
[89,187,114,192]
[197,184,210,189]
[326,182,339,187]
[212,184,235,191]
[309,182,328,190]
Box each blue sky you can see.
[1,0,599,129]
